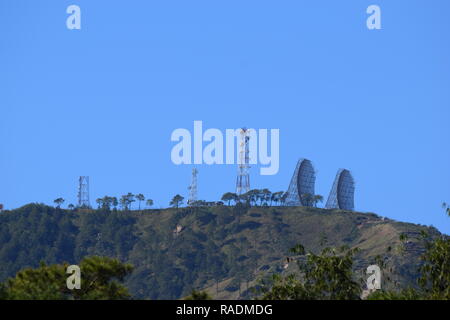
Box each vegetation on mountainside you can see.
[0,256,132,300]
[0,201,444,299]
[367,229,450,300]
[54,189,308,211]
[257,244,362,300]
[255,231,449,300]
[253,206,449,300]
[184,289,213,300]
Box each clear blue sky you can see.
[1,1,449,234]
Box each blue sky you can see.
[1,1,449,234]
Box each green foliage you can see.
[53,198,65,208]
[120,193,135,211]
[417,236,450,299]
[367,235,450,300]
[313,195,324,207]
[0,285,6,299]
[300,194,324,207]
[1,256,133,300]
[221,192,238,206]
[184,289,212,300]
[368,206,450,300]
[0,204,78,280]
[289,244,305,255]
[300,193,314,207]
[367,288,423,300]
[262,231,449,300]
[0,203,444,299]
[96,196,117,210]
[170,194,184,208]
[222,189,292,207]
[259,245,361,300]
[443,202,450,217]
[146,199,154,208]
[270,191,284,206]
[136,194,145,210]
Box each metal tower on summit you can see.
[77,176,90,208]
[187,168,198,206]
[236,128,251,195]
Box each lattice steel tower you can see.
[236,128,251,195]
[77,176,90,208]
[187,168,198,205]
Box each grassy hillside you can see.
[0,203,442,299]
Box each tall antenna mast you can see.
[236,128,251,195]
[78,176,90,208]
[187,168,198,206]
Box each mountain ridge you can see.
[0,203,443,299]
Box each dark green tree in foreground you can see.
[0,256,133,300]
[418,236,450,299]
[367,235,450,300]
[184,289,212,300]
[368,206,450,300]
[258,204,450,301]
[258,244,361,300]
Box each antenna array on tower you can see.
[77,176,90,208]
[187,168,198,206]
[236,128,251,195]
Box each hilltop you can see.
[0,204,442,299]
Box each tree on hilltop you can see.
[136,194,145,210]
[170,194,184,209]
[146,199,154,208]
[221,192,238,206]
[53,198,65,208]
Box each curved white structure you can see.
[285,159,316,206]
[325,169,355,211]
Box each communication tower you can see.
[77,176,90,208]
[187,168,198,206]
[236,128,251,195]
